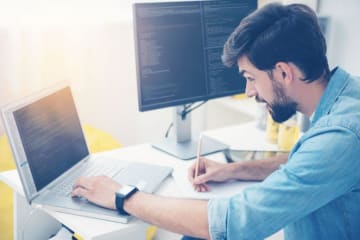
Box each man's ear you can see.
[275,62,293,86]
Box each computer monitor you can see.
[133,0,257,159]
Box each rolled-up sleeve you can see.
[208,198,230,240]
[207,124,360,240]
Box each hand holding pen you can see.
[188,135,231,192]
[188,135,209,192]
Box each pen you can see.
[61,224,84,240]
[195,135,203,178]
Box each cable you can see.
[180,101,207,120]
[164,101,207,138]
[165,122,174,138]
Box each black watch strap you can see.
[115,186,139,215]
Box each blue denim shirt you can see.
[208,67,360,240]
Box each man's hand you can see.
[188,157,230,192]
[71,175,121,210]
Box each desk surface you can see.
[0,144,188,239]
[205,121,279,151]
[0,122,283,240]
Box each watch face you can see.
[118,185,134,196]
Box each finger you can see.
[199,157,207,169]
[72,176,95,190]
[195,185,202,192]
[194,173,210,185]
[204,184,210,192]
[188,165,196,183]
[198,184,205,192]
[194,184,201,192]
[192,183,207,192]
[189,158,208,182]
[192,182,200,192]
[199,184,207,192]
[71,187,91,199]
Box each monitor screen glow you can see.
[133,0,257,111]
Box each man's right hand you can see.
[188,157,231,192]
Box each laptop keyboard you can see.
[53,162,124,196]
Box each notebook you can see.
[171,152,256,199]
[1,82,173,223]
[172,165,255,199]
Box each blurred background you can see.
[0,0,359,146]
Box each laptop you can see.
[1,82,173,223]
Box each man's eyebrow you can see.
[239,70,253,77]
[239,70,246,76]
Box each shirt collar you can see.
[311,67,350,125]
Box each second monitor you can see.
[133,0,257,159]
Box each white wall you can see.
[318,0,360,76]
[65,22,170,146]
[0,20,206,145]
[1,0,360,145]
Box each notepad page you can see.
[172,166,256,199]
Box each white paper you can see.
[172,166,257,199]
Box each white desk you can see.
[0,123,283,240]
[204,121,279,151]
[0,144,187,240]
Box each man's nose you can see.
[245,80,257,97]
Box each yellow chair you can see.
[0,135,16,240]
[82,124,122,153]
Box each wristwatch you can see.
[115,185,139,215]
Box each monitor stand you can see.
[152,106,228,160]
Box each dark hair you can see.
[222,3,330,82]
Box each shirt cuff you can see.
[208,198,230,240]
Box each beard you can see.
[269,100,297,123]
[269,80,297,122]
[256,79,297,123]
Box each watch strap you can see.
[115,186,138,215]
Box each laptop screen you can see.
[13,87,89,191]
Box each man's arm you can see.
[132,154,289,236]
[72,176,210,239]
[228,153,289,181]
[189,153,288,186]
[125,192,210,238]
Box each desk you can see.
[204,121,279,151]
[0,123,283,240]
[0,144,186,240]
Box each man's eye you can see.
[246,77,255,82]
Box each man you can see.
[72,3,360,239]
